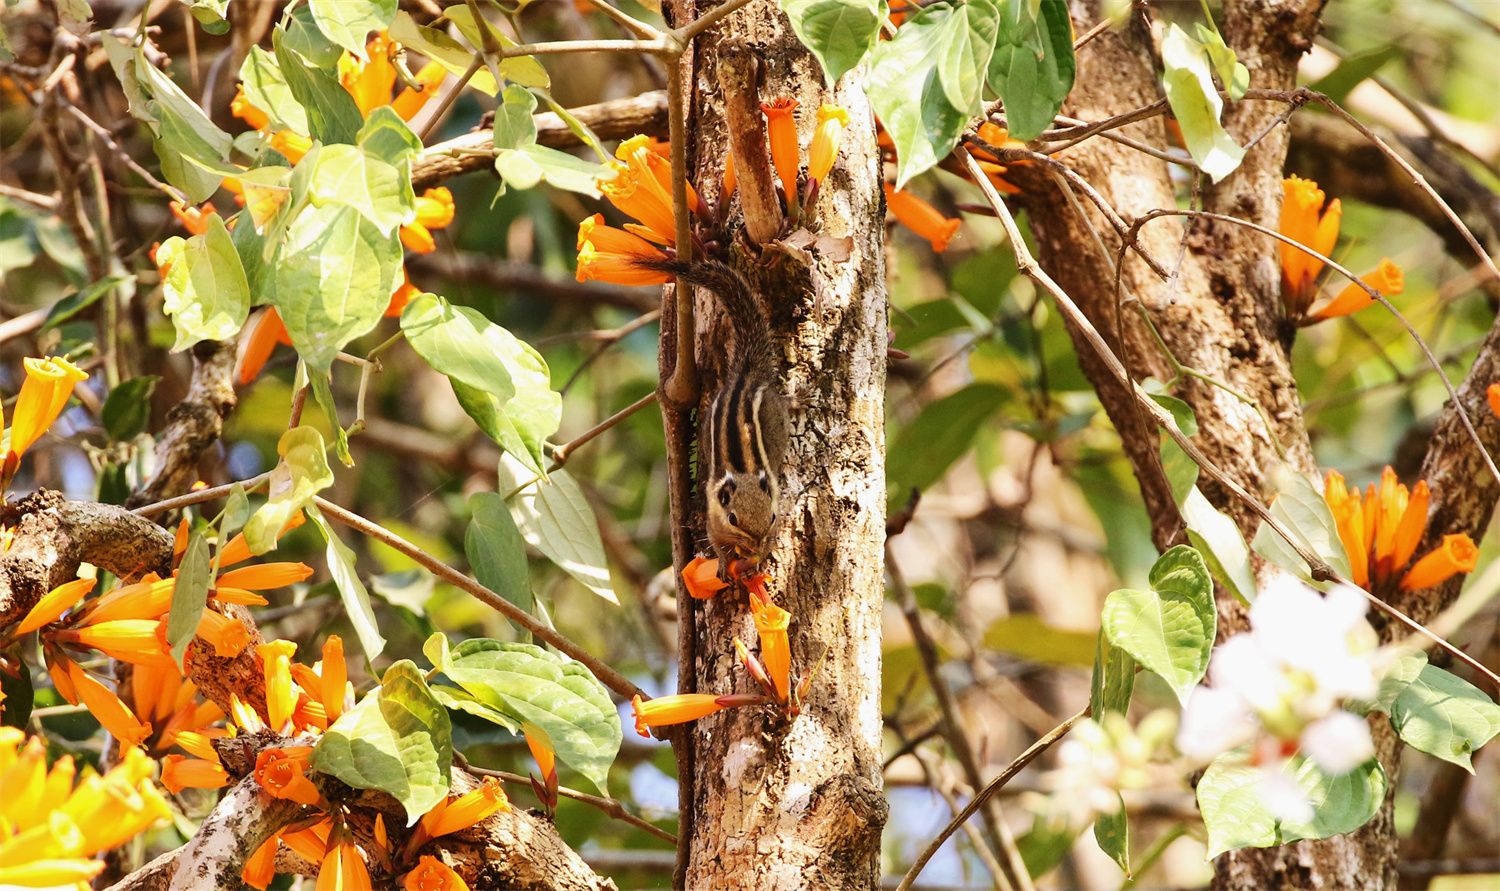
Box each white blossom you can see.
[1300,711,1375,774]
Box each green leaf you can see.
[1309,45,1398,106]
[1197,754,1386,858]
[239,47,311,134]
[443,6,551,89]
[1182,487,1256,605]
[105,41,234,202]
[42,275,133,332]
[309,0,397,60]
[156,214,251,352]
[274,25,365,145]
[101,376,159,441]
[1160,23,1244,183]
[272,202,403,371]
[430,684,520,733]
[389,12,501,96]
[937,0,999,115]
[1364,651,1426,715]
[244,426,334,555]
[1193,22,1248,101]
[513,145,608,197]
[987,0,1076,141]
[222,483,251,540]
[1387,662,1500,771]
[358,107,423,166]
[307,506,387,661]
[1093,797,1130,876]
[308,143,415,236]
[422,631,451,672]
[401,293,561,475]
[497,456,617,605]
[313,659,451,823]
[1101,545,1215,703]
[493,85,538,150]
[782,0,884,85]
[867,2,971,188]
[442,639,621,794]
[982,614,1097,666]
[888,383,1007,494]
[466,492,532,614]
[166,533,213,668]
[187,0,231,36]
[1089,633,1136,717]
[1251,467,1351,582]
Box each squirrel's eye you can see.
[717,487,731,507]
[758,471,770,493]
[728,512,739,527]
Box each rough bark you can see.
[126,340,237,509]
[663,2,889,888]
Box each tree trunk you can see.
[661,2,889,888]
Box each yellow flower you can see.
[254,746,323,806]
[599,135,700,245]
[752,598,792,703]
[885,185,960,253]
[399,188,456,255]
[5,356,88,483]
[14,577,95,635]
[339,33,397,117]
[761,98,800,204]
[167,729,220,762]
[269,129,313,165]
[80,575,176,625]
[196,608,250,658]
[232,84,271,131]
[62,619,172,667]
[230,693,267,733]
[1308,258,1405,322]
[391,63,448,121]
[160,754,229,793]
[1279,175,1341,316]
[808,104,849,184]
[630,693,727,737]
[574,213,671,286]
[258,640,299,731]
[0,858,105,887]
[681,555,728,600]
[404,856,470,891]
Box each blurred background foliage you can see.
[1,0,1496,887]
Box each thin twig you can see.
[131,472,274,517]
[312,496,646,702]
[550,391,659,468]
[579,0,663,39]
[895,707,1090,891]
[461,760,677,844]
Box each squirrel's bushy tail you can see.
[630,256,772,374]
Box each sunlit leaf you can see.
[1386,661,1500,771]
[987,0,1075,140]
[157,215,251,352]
[867,3,970,188]
[1160,23,1244,182]
[309,0,397,60]
[1101,545,1215,703]
[167,533,213,668]
[244,426,334,556]
[308,506,386,660]
[782,0,883,85]
[497,455,616,605]
[1198,754,1385,858]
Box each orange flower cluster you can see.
[233,634,350,737]
[4,515,311,750]
[1,356,89,490]
[632,560,811,736]
[245,816,383,891]
[1325,467,1478,592]
[1279,176,1405,323]
[0,729,169,887]
[225,31,452,385]
[966,122,1026,196]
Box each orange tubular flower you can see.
[752,599,792,702]
[317,835,373,891]
[270,129,313,165]
[761,98,800,203]
[392,62,448,120]
[131,662,179,725]
[575,213,671,285]
[232,85,270,131]
[64,619,173,666]
[81,576,176,625]
[68,664,151,747]
[1325,467,1479,594]
[231,693,267,733]
[170,201,217,236]
[1309,258,1405,322]
[404,856,470,891]
[197,608,250,658]
[884,184,960,253]
[254,746,324,806]
[599,135,701,245]
[14,577,95,634]
[339,33,397,117]
[168,729,220,762]
[681,555,728,600]
[283,817,332,862]
[722,150,737,200]
[400,188,456,255]
[259,640,299,731]
[969,122,1024,194]
[217,562,315,591]
[1279,175,1342,316]
[322,635,348,722]
[46,651,78,704]
[235,307,296,386]
[5,356,89,478]
[630,693,729,737]
[421,777,509,839]
[243,831,281,890]
[523,722,558,810]
[1401,534,1479,591]
[161,754,230,793]
[808,104,849,184]
[219,513,306,567]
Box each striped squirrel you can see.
[634,257,788,563]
